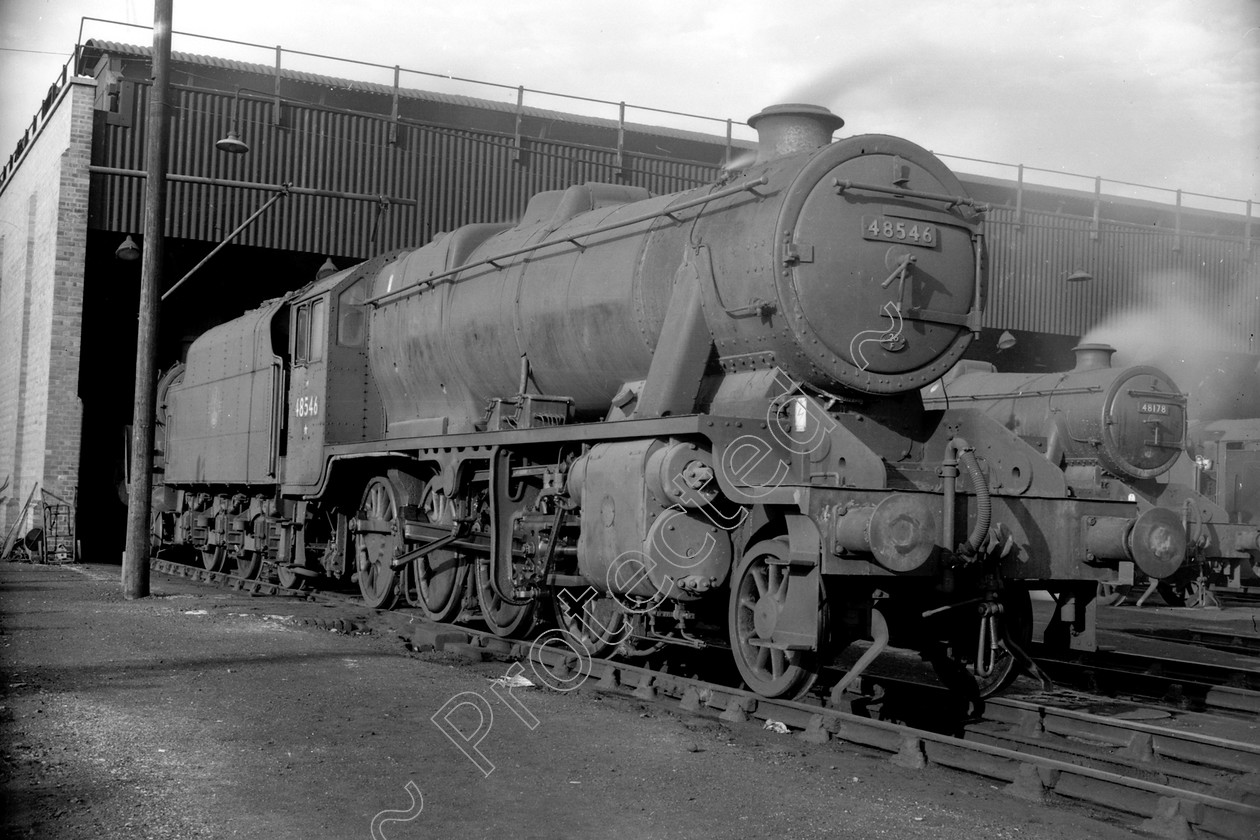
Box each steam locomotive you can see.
[923,348,1260,608]
[1183,420,1260,600]
[150,103,1193,701]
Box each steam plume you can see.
[1080,270,1260,422]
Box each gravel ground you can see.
[0,562,1147,839]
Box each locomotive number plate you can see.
[1140,402,1170,415]
[862,215,937,247]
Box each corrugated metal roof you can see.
[80,40,755,151]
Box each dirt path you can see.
[0,562,1143,839]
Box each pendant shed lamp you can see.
[216,88,251,155]
[116,235,141,261]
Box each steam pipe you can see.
[942,452,957,556]
[942,437,991,557]
[959,447,991,554]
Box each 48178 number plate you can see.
[862,215,937,247]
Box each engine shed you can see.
[0,30,1254,561]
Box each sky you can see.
[1,0,1257,211]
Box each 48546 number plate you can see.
[862,215,937,247]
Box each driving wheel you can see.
[355,476,403,610]
[475,558,535,637]
[412,486,469,622]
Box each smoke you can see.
[776,58,883,113]
[1080,270,1260,422]
[721,149,758,173]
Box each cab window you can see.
[309,299,326,362]
[293,297,327,365]
[337,278,368,347]
[294,305,310,362]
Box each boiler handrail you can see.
[364,176,769,308]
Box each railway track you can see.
[1212,585,1260,608]
[150,557,1260,839]
[1030,645,1260,717]
[1127,627,1260,658]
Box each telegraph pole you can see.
[122,0,173,598]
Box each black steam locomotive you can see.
[150,103,1193,700]
[1183,420,1260,600]
[923,348,1260,608]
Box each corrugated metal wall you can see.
[92,83,717,256]
[91,82,1257,352]
[984,208,1258,352]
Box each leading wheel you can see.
[728,540,820,699]
[355,476,403,610]
[1156,579,1186,607]
[974,588,1032,698]
[1157,577,1209,608]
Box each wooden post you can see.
[122,0,173,599]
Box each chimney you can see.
[746,103,844,165]
[1072,343,1117,372]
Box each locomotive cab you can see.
[283,261,387,492]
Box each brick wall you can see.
[0,79,93,547]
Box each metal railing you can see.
[2,15,1255,233]
[938,152,1254,235]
